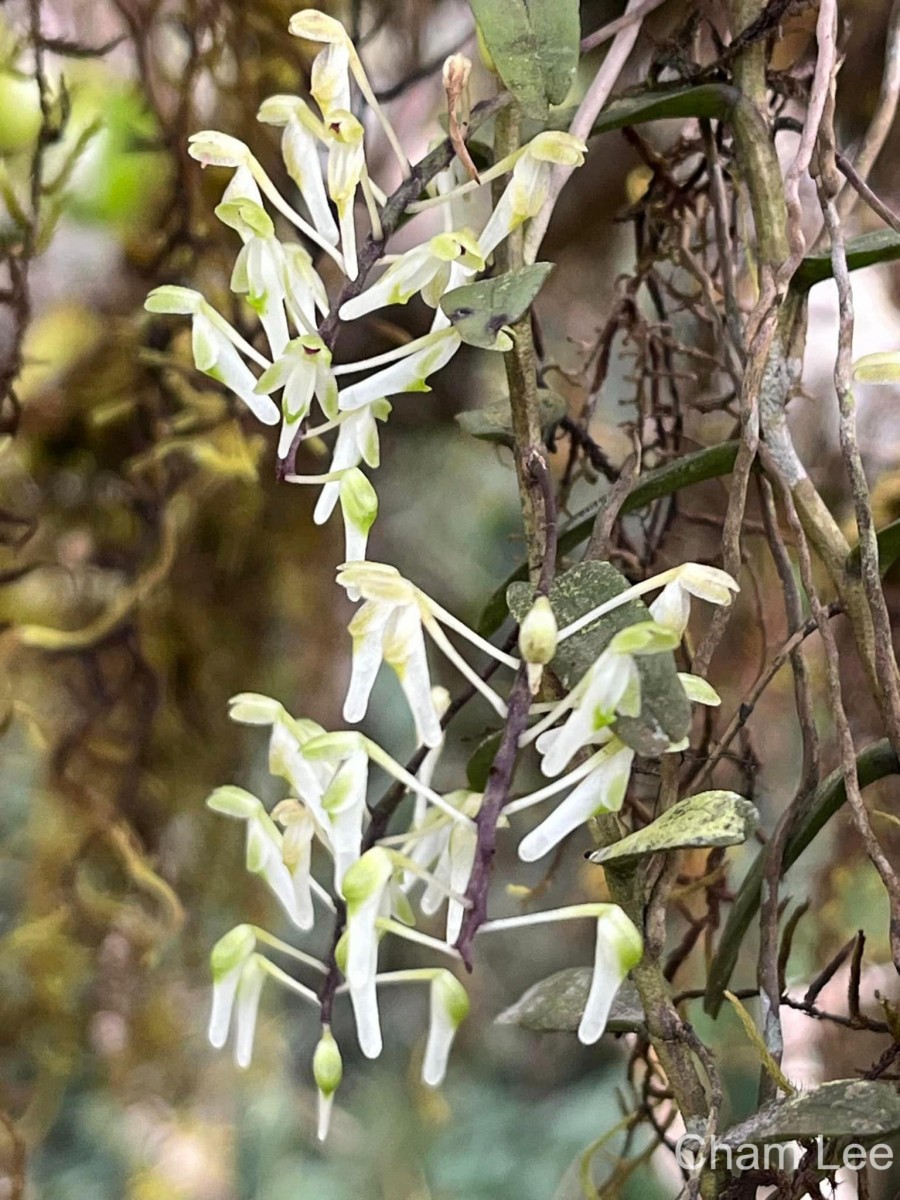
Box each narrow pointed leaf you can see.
[721,1080,900,1145]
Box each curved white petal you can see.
[577,908,643,1045]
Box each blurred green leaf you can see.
[530,0,580,106]
[497,968,644,1034]
[588,791,757,865]
[469,0,547,118]
[441,263,554,348]
[456,387,566,448]
[792,230,900,292]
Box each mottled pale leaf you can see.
[529,0,580,106]
[508,561,691,755]
[496,968,644,1034]
[456,387,566,448]
[441,263,554,349]
[588,791,757,865]
[468,0,548,119]
[721,1080,900,1145]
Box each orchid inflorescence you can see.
[151,9,742,1142]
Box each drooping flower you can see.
[288,10,410,177]
[187,130,344,267]
[528,621,678,777]
[323,110,366,280]
[254,334,338,459]
[207,785,312,929]
[478,132,587,256]
[339,467,378,569]
[312,1026,343,1140]
[208,925,267,1068]
[256,95,339,245]
[144,286,279,427]
[282,241,330,333]
[338,230,485,322]
[340,847,394,1057]
[271,799,316,930]
[579,906,644,1045]
[311,400,391,527]
[517,594,558,694]
[335,327,463,412]
[298,730,372,887]
[423,970,469,1086]
[517,738,634,863]
[418,790,481,942]
[649,564,741,639]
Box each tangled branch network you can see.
[146,9,740,1139]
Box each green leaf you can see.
[721,1080,900,1145]
[792,230,900,293]
[590,83,741,137]
[477,440,741,637]
[846,518,900,578]
[496,968,644,1034]
[507,561,691,755]
[456,387,566,448]
[466,730,503,791]
[468,0,548,119]
[588,791,757,865]
[529,0,580,106]
[705,739,900,1015]
[441,263,554,348]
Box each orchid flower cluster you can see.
[205,559,737,1138]
[148,7,742,1145]
[144,7,587,571]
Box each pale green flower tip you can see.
[303,730,365,760]
[608,620,679,656]
[144,285,203,315]
[210,924,256,979]
[429,229,485,270]
[288,9,348,43]
[676,563,740,604]
[187,130,250,168]
[313,1027,344,1096]
[215,198,274,239]
[228,692,285,726]
[334,929,349,974]
[602,905,644,971]
[852,350,900,384]
[340,468,378,533]
[206,785,261,819]
[341,846,393,907]
[527,131,587,166]
[518,595,558,665]
[256,94,302,126]
[431,685,452,719]
[678,673,722,707]
[435,971,470,1027]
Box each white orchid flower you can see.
[340,847,394,1057]
[479,903,643,1046]
[144,286,279,427]
[311,40,352,119]
[335,327,462,412]
[187,130,343,268]
[257,95,339,245]
[478,132,587,256]
[311,399,391,527]
[418,791,481,942]
[288,10,410,177]
[525,621,678,777]
[282,242,330,333]
[424,970,470,1086]
[208,926,267,1068]
[207,785,313,929]
[254,334,338,459]
[295,730,372,887]
[227,226,291,358]
[313,1026,343,1140]
[649,564,741,639]
[271,800,316,930]
[338,230,485,322]
[556,563,740,644]
[323,110,366,280]
[336,561,517,741]
[339,467,378,569]
[517,738,634,863]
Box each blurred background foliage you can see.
[3,0,900,1197]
